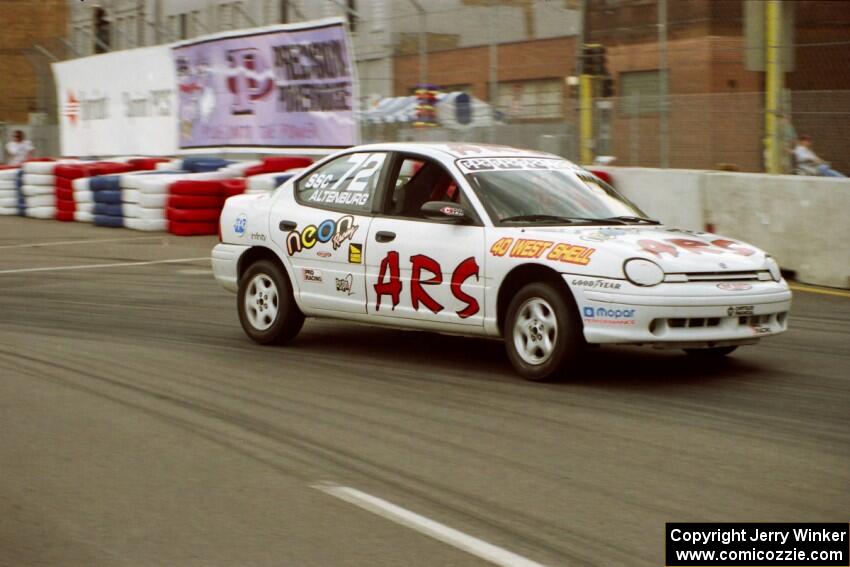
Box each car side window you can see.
[296,152,387,213]
[385,156,471,219]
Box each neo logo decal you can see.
[286,215,358,256]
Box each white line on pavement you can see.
[313,482,548,567]
[0,257,210,275]
[0,236,165,250]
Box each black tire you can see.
[237,259,304,345]
[504,282,585,381]
[684,346,738,357]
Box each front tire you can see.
[504,282,585,381]
[238,259,304,345]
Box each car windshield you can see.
[458,157,649,225]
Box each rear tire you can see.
[504,282,585,381]
[684,346,738,357]
[238,259,304,345]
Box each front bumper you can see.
[212,243,248,293]
[565,276,792,346]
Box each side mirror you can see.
[420,201,471,223]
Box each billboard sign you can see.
[172,18,358,150]
[52,45,178,156]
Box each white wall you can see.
[593,166,850,289]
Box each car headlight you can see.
[623,258,664,286]
[766,256,781,282]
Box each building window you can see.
[619,70,661,116]
[94,8,111,53]
[496,79,563,119]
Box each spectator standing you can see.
[5,130,34,165]
[793,135,845,178]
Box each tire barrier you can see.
[180,156,233,173]
[1,154,314,235]
[126,157,169,170]
[93,214,125,228]
[20,160,57,175]
[244,156,313,177]
[0,168,18,216]
[90,174,127,228]
[165,178,243,236]
[94,202,124,217]
[24,194,55,207]
[16,169,25,216]
[23,173,56,185]
[92,189,123,204]
[20,161,66,219]
[22,184,55,196]
[167,194,225,209]
[245,171,299,194]
[25,206,57,219]
[74,210,94,223]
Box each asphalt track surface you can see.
[1,216,848,567]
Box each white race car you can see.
[212,143,791,381]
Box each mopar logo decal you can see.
[584,306,635,319]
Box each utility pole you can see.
[658,0,669,168]
[578,0,594,165]
[764,0,783,174]
[489,0,499,139]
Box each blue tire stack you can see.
[90,175,125,228]
[180,157,233,173]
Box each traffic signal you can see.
[582,44,608,76]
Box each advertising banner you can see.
[172,18,358,151]
[53,46,178,156]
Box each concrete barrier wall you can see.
[591,167,706,231]
[593,166,850,289]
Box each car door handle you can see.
[375,231,396,243]
[279,220,297,231]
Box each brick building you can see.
[0,0,68,157]
[394,0,850,172]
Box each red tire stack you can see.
[167,179,245,236]
[243,156,313,177]
[127,157,170,171]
